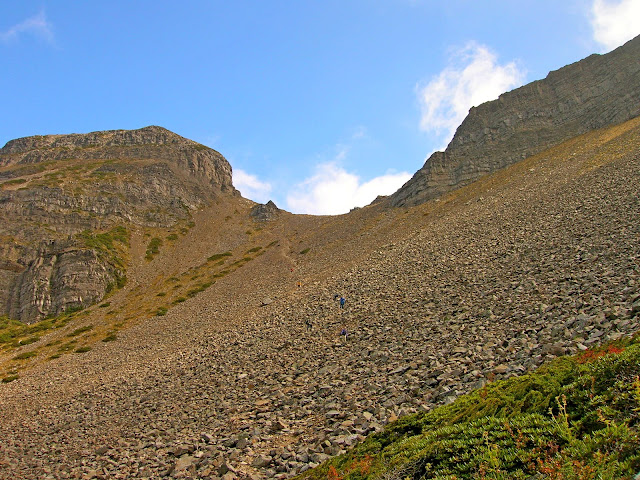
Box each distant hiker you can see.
[339,297,346,309]
[297,281,302,288]
[305,318,312,331]
[340,327,348,342]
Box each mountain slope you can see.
[0,116,638,479]
[388,33,640,208]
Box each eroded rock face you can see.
[7,240,122,323]
[389,34,640,207]
[0,126,237,323]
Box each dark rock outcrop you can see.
[388,34,640,207]
[251,200,281,221]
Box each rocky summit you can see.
[0,126,236,323]
[0,38,639,480]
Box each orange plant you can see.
[576,345,624,364]
[345,454,373,476]
[327,465,342,480]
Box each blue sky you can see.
[1,1,639,214]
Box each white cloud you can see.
[286,162,411,215]
[0,10,54,44]
[233,169,272,204]
[417,42,525,147]
[590,0,640,52]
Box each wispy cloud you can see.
[0,10,54,44]
[232,168,273,204]
[590,0,640,52]
[416,42,525,148]
[286,162,411,215]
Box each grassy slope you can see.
[296,336,640,479]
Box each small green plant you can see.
[246,246,262,254]
[145,237,163,260]
[57,341,77,353]
[102,333,117,342]
[74,346,91,353]
[207,252,232,262]
[16,336,40,346]
[166,233,179,241]
[300,248,311,255]
[1,374,19,383]
[155,307,168,316]
[13,351,37,360]
[1,178,27,187]
[66,325,93,337]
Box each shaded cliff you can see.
[389,34,640,207]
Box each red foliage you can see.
[576,344,624,364]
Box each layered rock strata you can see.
[0,126,237,322]
[389,34,640,207]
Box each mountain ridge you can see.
[388,33,640,207]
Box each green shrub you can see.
[207,252,232,262]
[66,325,93,337]
[13,351,37,360]
[145,237,163,260]
[16,336,39,346]
[74,346,91,353]
[1,375,19,383]
[1,178,27,187]
[295,337,640,480]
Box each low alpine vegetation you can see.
[297,336,640,479]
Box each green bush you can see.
[207,252,232,262]
[102,333,117,342]
[66,325,93,337]
[295,337,640,480]
[13,351,37,360]
[145,237,163,260]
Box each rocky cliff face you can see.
[0,126,237,323]
[389,34,640,207]
[6,240,122,321]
